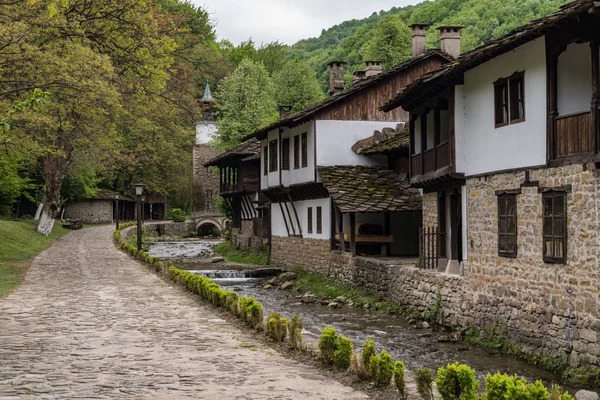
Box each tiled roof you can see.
[354,126,409,155]
[381,0,598,112]
[318,166,422,213]
[243,50,453,141]
[204,139,261,167]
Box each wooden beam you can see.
[282,201,296,236]
[384,211,391,257]
[287,194,303,237]
[338,208,345,253]
[448,86,456,170]
[546,38,559,162]
[278,202,291,236]
[330,199,336,251]
[350,213,356,256]
[591,40,599,155]
[420,114,427,175]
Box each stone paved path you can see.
[0,226,369,399]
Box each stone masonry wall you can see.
[270,236,333,274]
[64,200,112,224]
[461,164,600,367]
[289,164,600,369]
[232,220,265,252]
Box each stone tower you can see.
[192,81,221,217]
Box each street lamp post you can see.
[135,184,144,252]
[114,193,120,231]
[141,196,146,224]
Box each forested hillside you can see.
[287,0,571,92]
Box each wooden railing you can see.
[436,141,450,170]
[423,148,435,174]
[555,111,592,158]
[419,227,439,270]
[411,153,422,176]
[220,183,243,194]
[410,142,451,178]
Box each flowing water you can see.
[151,240,592,393]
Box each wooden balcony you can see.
[220,183,243,195]
[410,141,451,178]
[555,111,593,158]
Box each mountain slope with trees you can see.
[287,0,571,92]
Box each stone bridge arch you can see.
[194,216,229,235]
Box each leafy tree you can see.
[273,59,324,113]
[215,58,278,150]
[364,15,412,70]
[256,41,288,76]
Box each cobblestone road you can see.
[0,226,368,399]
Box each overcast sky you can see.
[193,0,421,45]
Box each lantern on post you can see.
[135,184,144,252]
[114,193,120,231]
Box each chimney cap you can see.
[278,105,293,112]
[353,71,366,76]
[437,26,464,31]
[410,23,430,29]
[328,60,347,66]
[365,60,383,65]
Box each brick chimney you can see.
[410,24,429,57]
[352,71,366,86]
[328,61,346,96]
[365,61,383,78]
[279,105,293,120]
[438,26,463,59]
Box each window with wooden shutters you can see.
[494,72,525,128]
[316,207,322,234]
[301,132,308,168]
[509,72,525,123]
[281,138,290,170]
[498,194,517,257]
[494,78,509,127]
[543,191,567,263]
[263,146,268,176]
[307,207,313,233]
[268,140,278,172]
[294,135,300,169]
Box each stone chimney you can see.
[438,26,463,59]
[410,24,429,57]
[279,105,293,120]
[352,71,366,86]
[365,61,383,78]
[328,61,346,96]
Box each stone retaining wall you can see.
[232,220,265,251]
[270,236,332,274]
[64,200,113,224]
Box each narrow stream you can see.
[150,240,590,393]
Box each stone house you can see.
[381,0,600,368]
[242,28,458,269]
[204,139,269,250]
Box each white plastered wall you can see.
[315,120,398,167]
[271,198,331,239]
[557,42,592,117]
[456,37,547,176]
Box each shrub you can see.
[288,315,303,350]
[415,368,435,400]
[318,327,338,365]
[170,208,186,223]
[549,384,574,400]
[267,312,288,343]
[245,297,264,328]
[436,362,479,400]
[369,350,393,387]
[334,335,353,370]
[369,354,381,383]
[394,360,407,399]
[361,336,377,372]
[483,373,551,400]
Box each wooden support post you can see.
[546,43,559,162]
[384,211,391,256]
[591,40,599,155]
[338,208,346,252]
[330,200,336,251]
[350,213,356,256]
[420,114,427,174]
[287,194,303,237]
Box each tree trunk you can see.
[37,154,69,236]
